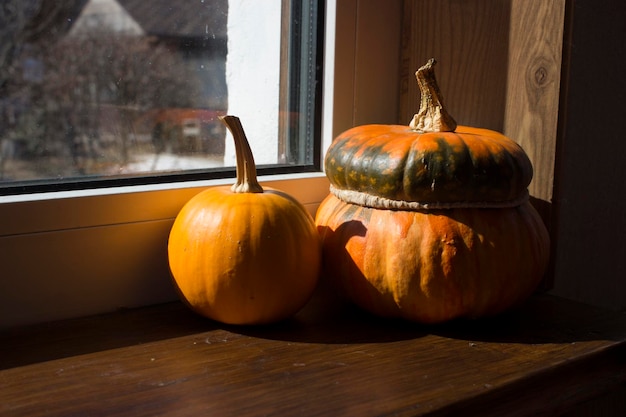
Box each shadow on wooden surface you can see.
[235,293,626,346]
[3,292,624,371]
[0,302,212,370]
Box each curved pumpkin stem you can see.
[409,58,457,133]
[220,115,264,194]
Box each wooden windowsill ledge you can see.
[1,294,625,416]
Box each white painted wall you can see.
[224,0,282,166]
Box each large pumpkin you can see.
[168,116,321,325]
[316,59,550,323]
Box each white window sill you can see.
[0,172,329,236]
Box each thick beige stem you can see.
[409,58,457,133]
[220,115,264,193]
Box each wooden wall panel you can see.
[332,0,402,138]
[331,0,358,139]
[399,0,511,131]
[504,0,566,211]
[351,1,402,127]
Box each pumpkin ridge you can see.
[314,195,550,323]
[404,134,475,201]
[463,135,514,200]
[330,129,413,194]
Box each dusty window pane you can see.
[1,0,230,182]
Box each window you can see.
[0,0,323,195]
[0,0,405,328]
[0,0,340,328]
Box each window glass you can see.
[0,0,322,194]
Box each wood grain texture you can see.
[504,0,566,204]
[1,295,626,416]
[351,0,402,126]
[331,0,358,138]
[399,0,511,131]
[332,0,402,138]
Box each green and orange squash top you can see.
[324,58,533,209]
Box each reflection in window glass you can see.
[0,0,322,192]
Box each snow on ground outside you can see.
[118,153,227,174]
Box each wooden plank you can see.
[504,0,566,208]
[399,0,511,131]
[1,295,625,416]
[331,0,358,138]
[332,0,402,138]
[351,0,402,126]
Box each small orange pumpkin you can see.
[168,116,321,325]
[316,59,550,323]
